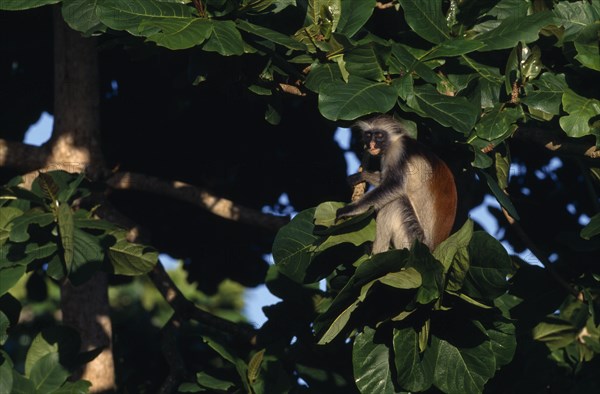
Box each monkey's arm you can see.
[347,171,381,187]
[336,183,404,220]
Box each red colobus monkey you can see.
[336,115,457,253]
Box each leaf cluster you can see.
[265,203,516,393]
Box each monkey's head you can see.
[354,115,404,156]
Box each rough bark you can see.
[51,7,116,392]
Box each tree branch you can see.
[514,127,600,161]
[0,139,48,172]
[500,206,578,297]
[106,171,289,231]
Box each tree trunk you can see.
[51,7,116,392]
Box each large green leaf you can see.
[29,352,70,393]
[462,231,512,302]
[0,352,13,394]
[202,20,245,55]
[319,76,398,121]
[433,219,474,274]
[97,0,192,35]
[477,11,556,51]
[62,0,107,35]
[559,89,600,138]
[305,63,344,93]
[10,372,35,394]
[424,335,496,394]
[69,228,105,285]
[399,0,449,44]
[389,44,440,84]
[486,317,516,368]
[0,207,23,246]
[345,45,386,82]
[0,265,26,296]
[532,317,578,349]
[554,1,599,43]
[337,0,375,37]
[272,208,318,282]
[407,85,479,134]
[521,72,568,118]
[142,18,213,50]
[52,380,93,394]
[421,38,485,61]
[25,326,80,378]
[474,105,522,141]
[0,0,60,11]
[353,327,397,394]
[393,327,433,392]
[107,230,158,275]
[9,210,54,243]
[406,242,443,304]
[581,213,600,240]
[58,202,74,272]
[236,19,306,50]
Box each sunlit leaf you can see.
[353,327,396,394]
[0,0,59,11]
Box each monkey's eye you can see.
[374,132,385,141]
[363,132,372,141]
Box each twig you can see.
[500,206,578,297]
[149,261,257,345]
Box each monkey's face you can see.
[363,130,386,156]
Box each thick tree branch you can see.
[106,171,289,231]
[0,139,48,172]
[515,127,600,161]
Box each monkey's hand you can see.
[335,204,356,222]
[347,171,381,187]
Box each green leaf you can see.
[574,33,600,71]
[10,371,35,394]
[25,326,80,378]
[421,38,485,61]
[486,317,516,368]
[97,0,194,36]
[0,265,26,296]
[272,208,318,282]
[0,207,23,246]
[305,63,344,93]
[317,299,360,345]
[554,1,599,43]
[143,18,213,50]
[29,352,70,392]
[424,335,496,394]
[345,45,386,82]
[581,213,600,240]
[58,203,74,272]
[474,105,522,141]
[559,89,600,138]
[433,219,473,273]
[203,20,245,56]
[389,44,440,84]
[319,76,398,121]
[0,312,9,346]
[477,11,556,51]
[495,150,510,191]
[406,242,443,304]
[0,0,59,11]
[52,380,93,394]
[479,170,520,220]
[0,352,13,394]
[9,211,54,243]
[337,0,375,37]
[236,19,306,50]
[107,230,158,275]
[399,0,450,44]
[393,326,433,392]
[408,85,479,134]
[69,228,105,285]
[521,72,568,118]
[62,0,107,36]
[378,268,422,289]
[532,318,577,349]
[463,231,513,302]
[353,327,396,394]
[195,371,235,390]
